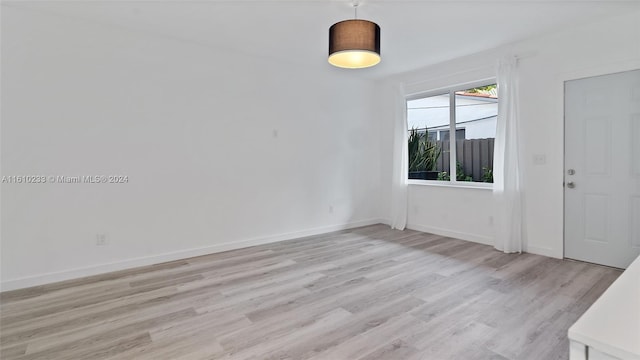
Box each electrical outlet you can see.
[96,233,109,246]
[329,205,334,214]
[489,216,494,226]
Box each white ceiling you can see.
[4,0,640,78]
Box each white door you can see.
[564,69,640,269]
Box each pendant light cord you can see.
[353,2,358,19]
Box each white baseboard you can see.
[0,218,384,292]
[406,222,563,259]
[526,245,562,259]
[406,223,494,246]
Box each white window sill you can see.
[407,180,493,190]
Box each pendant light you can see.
[328,3,381,69]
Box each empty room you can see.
[1,0,639,359]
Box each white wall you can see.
[378,10,640,258]
[0,7,381,290]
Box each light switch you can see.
[533,154,546,165]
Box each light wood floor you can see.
[0,225,621,360]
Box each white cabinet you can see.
[571,340,624,360]
[568,255,640,360]
[589,348,624,360]
[570,340,587,360]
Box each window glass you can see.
[407,94,449,181]
[454,85,497,182]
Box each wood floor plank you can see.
[0,344,27,358]
[23,308,196,355]
[256,295,427,360]
[0,261,190,304]
[223,308,354,360]
[357,339,421,360]
[308,313,426,360]
[0,225,621,360]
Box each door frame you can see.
[560,60,640,260]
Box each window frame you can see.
[406,78,497,189]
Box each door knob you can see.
[567,182,575,189]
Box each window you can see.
[438,129,465,141]
[407,83,497,183]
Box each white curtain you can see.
[493,56,524,253]
[390,84,408,230]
